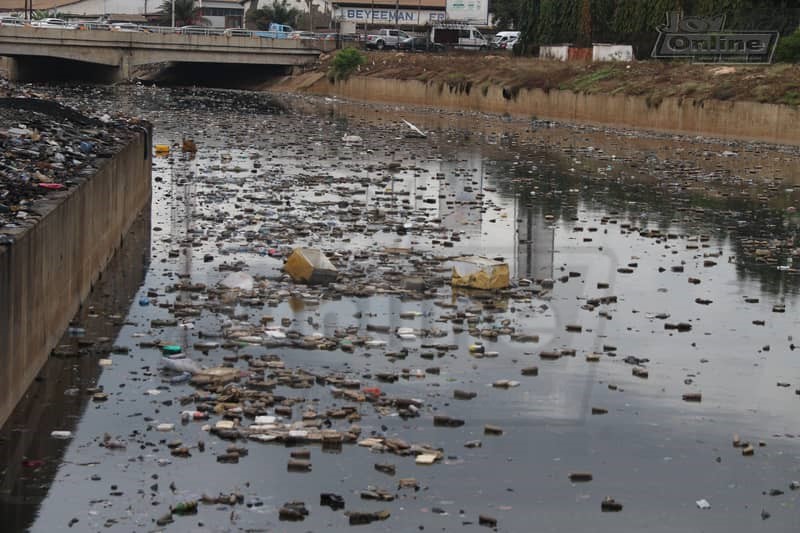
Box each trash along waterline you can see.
[1,85,799,532]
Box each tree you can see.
[157,0,203,27]
[246,0,301,30]
[516,0,540,55]
[490,0,523,30]
[31,9,66,19]
[305,0,313,31]
[576,0,592,47]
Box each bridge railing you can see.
[0,22,349,51]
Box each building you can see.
[0,0,243,28]
[0,0,157,18]
[331,0,445,30]
[197,0,243,27]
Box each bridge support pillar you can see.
[116,54,132,82]
[4,57,21,81]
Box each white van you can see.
[430,24,488,50]
[491,31,520,49]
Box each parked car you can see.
[76,22,111,30]
[31,18,77,29]
[430,24,487,50]
[223,28,254,37]
[491,31,520,49]
[110,22,141,32]
[176,25,221,35]
[398,36,443,52]
[0,16,26,27]
[365,28,409,50]
[253,22,294,39]
[503,36,519,50]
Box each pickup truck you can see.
[365,28,410,50]
[253,23,295,39]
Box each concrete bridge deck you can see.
[0,26,334,81]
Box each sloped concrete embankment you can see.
[0,130,151,426]
[300,74,800,146]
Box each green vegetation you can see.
[563,66,616,92]
[31,10,66,19]
[246,0,300,30]
[505,0,800,60]
[328,48,366,82]
[711,82,736,100]
[779,90,800,106]
[775,29,800,63]
[157,0,202,26]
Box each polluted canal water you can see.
[1,85,800,532]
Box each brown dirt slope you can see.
[318,51,800,106]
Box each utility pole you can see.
[394,0,398,27]
[171,0,175,27]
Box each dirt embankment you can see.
[311,51,800,107]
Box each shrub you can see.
[774,29,800,63]
[328,48,366,82]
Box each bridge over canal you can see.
[0,26,333,82]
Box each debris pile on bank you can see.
[0,82,149,238]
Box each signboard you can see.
[652,12,778,63]
[445,0,488,24]
[334,7,445,25]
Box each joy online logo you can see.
[652,12,779,63]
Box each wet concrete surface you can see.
[1,85,800,532]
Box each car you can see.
[289,31,315,40]
[430,24,487,50]
[365,28,409,50]
[223,28,254,37]
[176,25,221,35]
[31,18,77,29]
[501,36,519,50]
[253,23,293,39]
[397,36,443,52]
[0,16,26,27]
[491,30,520,49]
[110,22,141,32]
[76,22,111,30]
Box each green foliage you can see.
[158,0,202,26]
[514,0,800,60]
[567,66,617,91]
[779,90,800,106]
[778,91,800,106]
[515,0,540,55]
[31,9,66,20]
[328,48,366,82]
[246,0,301,30]
[775,29,800,63]
[489,0,523,30]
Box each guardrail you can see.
[0,20,354,42]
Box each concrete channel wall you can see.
[0,132,151,427]
[305,76,800,146]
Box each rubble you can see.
[284,248,338,285]
[451,256,510,290]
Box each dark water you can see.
[1,86,799,532]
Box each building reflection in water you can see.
[515,202,555,281]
